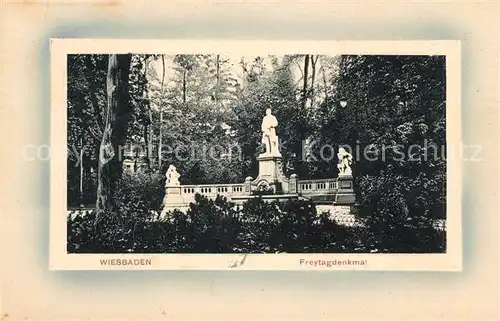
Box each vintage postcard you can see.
[50,39,461,270]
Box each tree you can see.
[230,55,313,179]
[158,54,165,168]
[301,54,310,109]
[127,54,160,171]
[320,55,446,250]
[67,54,108,206]
[95,54,132,225]
[145,54,241,183]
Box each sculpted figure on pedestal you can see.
[165,165,181,187]
[261,108,281,156]
[337,147,353,176]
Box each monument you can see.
[335,147,356,204]
[260,108,281,157]
[337,147,353,176]
[161,165,184,213]
[161,108,356,215]
[253,108,288,194]
[165,164,181,186]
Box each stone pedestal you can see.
[335,174,356,205]
[253,153,289,194]
[244,176,253,194]
[161,185,185,215]
[288,174,298,194]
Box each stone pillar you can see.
[244,176,253,195]
[289,174,298,194]
[254,154,288,194]
[334,174,356,205]
[161,185,185,216]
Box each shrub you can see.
[67,209,133,253]
[116,171,165,216]
[185,194,244,253]
[239,196,283,252]
[277,199,318,252]
[67,191,445,254]
[313,211,371,253]
[67,210,96,252]
[357,172,446,253]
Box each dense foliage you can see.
[324,55,447,242]
[67,55,328,206]
[67,54,447,253]
[68,192,445,253]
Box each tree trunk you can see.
[143,56,154,169]
[148,111,154,167]
[158,54,165,169]
[182,70,187,104]
[215,54,220,105]
[79,136,84,205]
[301,55,310,109]
[322,66,329,110]
[310,55,318,107]
[84,55,104,135]
[144,123,150,168]
[95,54,132,225]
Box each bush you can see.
[67,192,445,254]
[116,171,165,215]
[67,211,96,252]
[67,171,165,253]
[184,194,244,253]
[68,195,364,253]
[357,172,446,253]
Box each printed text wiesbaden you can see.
[100,258,152,266]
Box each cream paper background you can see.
[1,1,499,320]
[49,39,462,271]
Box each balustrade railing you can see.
[176,179,338,199]
[163,176,343,210]
[180,183,246,198]
[297,178,338,194]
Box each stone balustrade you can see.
[162,176,346,213]
[179,183,246,200]
[297,178,338,195]
[176,178,338,199]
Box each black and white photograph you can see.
[7,1,500,319]
[51,40,461,270]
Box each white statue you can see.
[337,147,353,175]
[165,164,181,186]
[261,108,281,156]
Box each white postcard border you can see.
[50,39,462,271]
